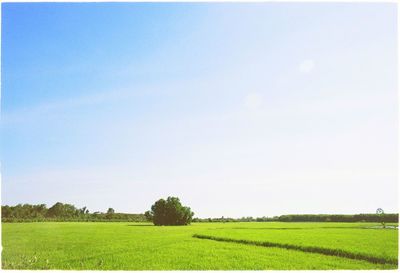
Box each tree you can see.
[144,210,153,222]
[106,208,115,219]
[46,202,79,218]
[107,208,115,214]
[80,206,88,215]
[2,205,12,218]
[147,197,194,226]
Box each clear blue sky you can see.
[1,3,398,217]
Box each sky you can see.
[1,2,398,218]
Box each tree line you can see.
[193,213,399,223]
[1,203,146,222]
[2,202,398,223]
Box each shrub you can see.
[146,197,194,226]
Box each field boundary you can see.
[193,234,398,266]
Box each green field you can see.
[2,222,398,270]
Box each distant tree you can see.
[147,197,194,226]
[144,210,153,222]
[80,206,87,215]
[2,205,12,218]
[46,202,78,218]
[106,208,115,219]
[107,208,115,214]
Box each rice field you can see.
[2,222,398,270]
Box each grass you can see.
[196,222,399,264]
[2,222,398,270]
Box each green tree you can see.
[107,208,115,214]
[106,208,115,219]
[148,197,194,226]
[144,210,153,222]
[2,205,12,218]
[80,206,88,215]
[46,202,79,218]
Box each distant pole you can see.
[376,208,385,228]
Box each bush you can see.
[146,197,194,226]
